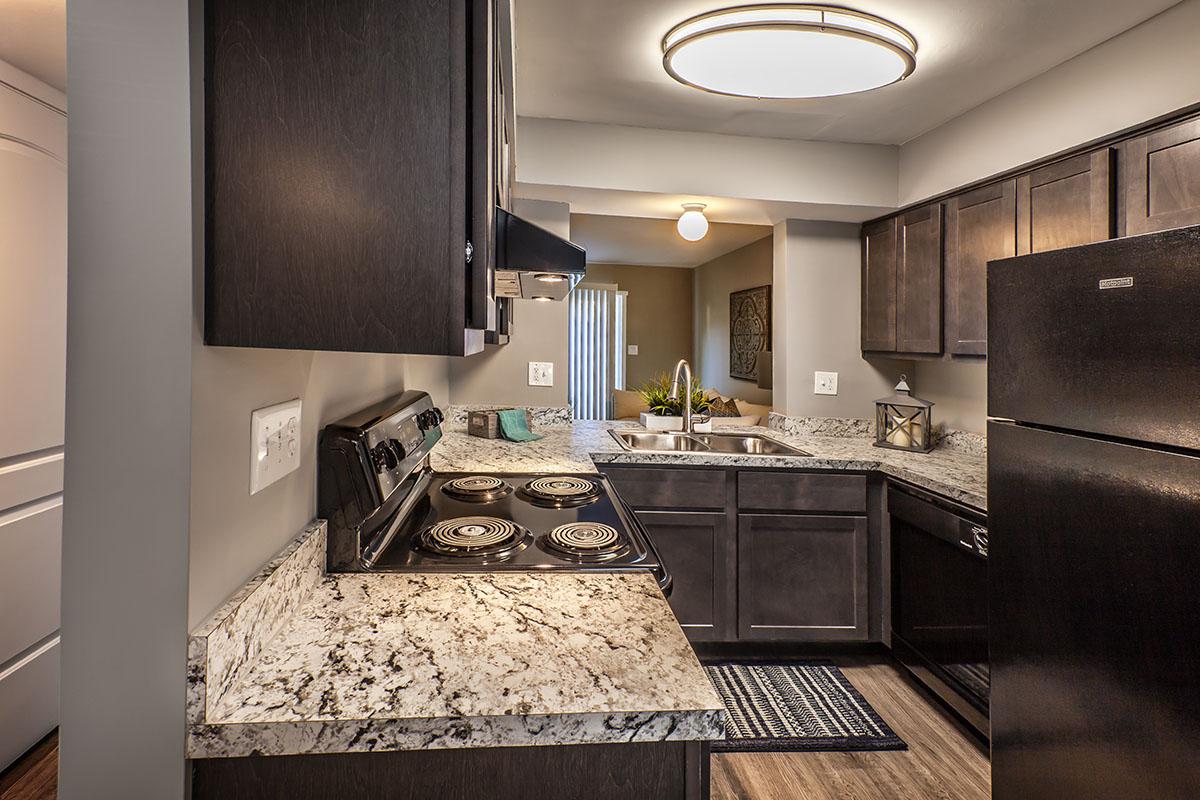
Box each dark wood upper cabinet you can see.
[737,514,869,642]
[205,0,506,356]
[897,203,944,355]
[1017,149,1114,256]
[945,180,1017,356]
[1124,117,1200,236]
[860,204,941,356]
[861,217,898,352]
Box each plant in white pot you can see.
[637,373,713,432]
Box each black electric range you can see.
[317,392,669,592]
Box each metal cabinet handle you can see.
[971,525,988,556]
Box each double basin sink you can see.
[609,429,811,457]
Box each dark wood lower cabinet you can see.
[635,511,731,641]
[602,465,876,645]
[737,514,869,642]
[192,740,710,800]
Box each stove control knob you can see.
[370,441,398,473]
[418,408,444,430]
[388,438,408,462]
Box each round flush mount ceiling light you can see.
[677,203,710,241]
[662,4,917,99]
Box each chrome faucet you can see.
[668,358,708,434]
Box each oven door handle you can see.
[360,467,432,569]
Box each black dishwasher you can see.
[890,483,989,739]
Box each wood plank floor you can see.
[0,732,57,800]
[711,657,991,800]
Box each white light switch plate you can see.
[814,371,839,396]
[250,399,302,495]
[528,361,554,387]
[627,344,639,356]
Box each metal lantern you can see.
[874,375,934,453]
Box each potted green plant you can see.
[636,373,713,431]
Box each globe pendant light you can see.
[677,203,709,241]
[662,4,917,99]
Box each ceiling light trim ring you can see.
[662,4,918,100]
[662,4,917,53]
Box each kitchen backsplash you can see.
[445,405,574,427]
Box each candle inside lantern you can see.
[873,375,934,453]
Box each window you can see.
[568,284,626,420]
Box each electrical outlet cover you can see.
[250,399,302,495]
[814,371,839,396]
[627,344,639,356]
[528,361,554,387]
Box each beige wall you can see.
[448,198,570,407]
[584,263,693,390]
[899,0,1200,205]
[187,349,449,628]
[773,221,907,419]
[911,358,987,434]
[693,236,774,405]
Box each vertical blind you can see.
[568,285,621,420]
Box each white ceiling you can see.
[572,213,771,268]
[0,0,65,91]
[512,0,1180,145]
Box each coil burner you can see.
[441,475,513,502]
[543,522,629,562]
[521,476,602,508]
[417,517,529,561]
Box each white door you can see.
[0,60,66,771]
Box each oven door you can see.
[890,484,989,737]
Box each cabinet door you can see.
[1016,149,1113,255]
[206,0,485,356]
[897,203,943,355]
[1124,117,1200,236]
[945,180,1016,356]
[737,515,869,642]
[861,217,898,352]
[637,511,730,641]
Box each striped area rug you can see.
[705,662,907,753]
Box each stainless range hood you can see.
[493,207,587,301]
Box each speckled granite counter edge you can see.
[188,522,327,726]
[188,707,726,759]
[187,524,725,759]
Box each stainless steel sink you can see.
[609,429,810,456]
[608,431,710,451]
[691,433,811,456]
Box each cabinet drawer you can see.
[601,466,727,510]
[0,497,62,662]
[738,471,866,513]
[0,637,58,771]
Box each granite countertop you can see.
[188,523,725,759]
[432,418,987,512]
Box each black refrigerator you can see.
[987,225,1200,800]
